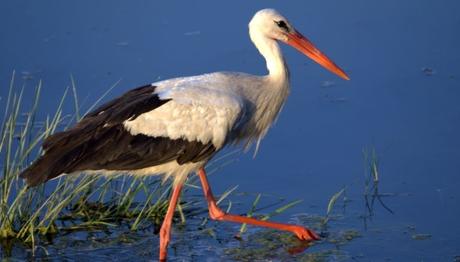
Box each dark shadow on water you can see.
[0,191,362,261]
[10,214,360,261]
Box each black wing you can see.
[20,84,216,187]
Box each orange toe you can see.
[291,225,320,241]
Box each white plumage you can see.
[124,74,246,149]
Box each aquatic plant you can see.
[361,147,394,231]
[362,147,393,216]
[322,187,346,227]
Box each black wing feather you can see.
[20,84,216,187]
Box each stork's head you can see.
[249,9,349,80]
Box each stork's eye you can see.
[275,20,289,31]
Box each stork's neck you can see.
[250,31,290,83]
[233,30,291,151]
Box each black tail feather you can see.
[19,153,63,187]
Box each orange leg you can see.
[159,183,183,262]
[197,168,319,241]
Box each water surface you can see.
[1,0,460,261]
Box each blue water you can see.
[1,0,460,261]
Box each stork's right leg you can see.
[159,183,183,261]
[197,168,319,240]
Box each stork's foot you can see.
[290,225,320,241]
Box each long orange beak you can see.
[286,30,350,80]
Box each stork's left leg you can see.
[197,168,319,241]
[159,183,183,262]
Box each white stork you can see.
[20,9,349,261]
